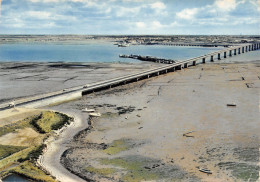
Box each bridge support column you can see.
[192,61,196,66]
[246,46,248,52]
[147,75,150,78]
[218,53,221,60]
[229,50,232,56]
[176,65,182,70]
[242,47,244,53]
[165,69,168,73]
[234,49,237,55]
[249,45,251,51]
[224,52,227,58]
[202,58,206,63]
[238,48,241,54]
[210,55,214,62]
[254,44,256,50]
[157,72,160,76]
[184,63,188,68]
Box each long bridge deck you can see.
[0,43,259,110]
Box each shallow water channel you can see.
[2,174,32,182]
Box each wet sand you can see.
[0,62,160,103]
[0,49,259,181]
[45,57,260,181]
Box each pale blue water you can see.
[0,42,223,62]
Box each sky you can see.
[0,0,259,35]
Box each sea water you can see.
[0,42,223,63]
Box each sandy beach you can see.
[42,52,260,181]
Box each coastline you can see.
[51,59,260,181]
[37,111,88,182]
[0,46,259,181]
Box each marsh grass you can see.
[31,111,72,133]
[0,147,35,170]
[0,116,33,137]
[0,145,26,160]
[85,166,116,177]
[0,111,71,181]
[8,161,56,182]
[100,158,158,182]
[102,139,129,155]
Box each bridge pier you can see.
[234,49,237,55]
[202,57,206,63]
[184,63,188,68]
[218,53,221,60]
[229,50,232,56]
[210,55,214,62]
[249,45,251,51]
[242,47,244,53]
[238,48,241,54]
[192,61,196,66]
[176,65,182,70]
[157,72,160,76]
[224,52,227,58]
[246,46,248,52]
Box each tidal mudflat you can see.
[0,50,259,181]
[0,62,160,103]
[46,55,260,181]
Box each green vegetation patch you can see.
[19,144,46,162]
[0,145,26,160]
[218,162,259,181]
[31,111,72,133]
[100,155,189,182]
[100,158,158,182]
[103,139,129,155]
[0,146,36,170]
[85,166,116,177]
[9,161,56,182]
[0,116,33,137]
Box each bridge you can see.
[0,43,259,111]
